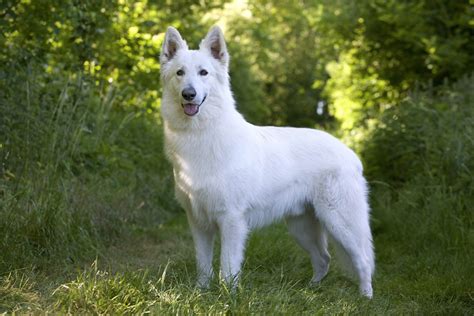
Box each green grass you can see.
[1,214,472,314]
[1,71,178,272]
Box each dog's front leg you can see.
[217,214,248,288]
[186,213,216,289]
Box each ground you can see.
[2,213,472,314]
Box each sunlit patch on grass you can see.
[0,270,40,313]
[53,261,162,314]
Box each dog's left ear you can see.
[200,26,229,68]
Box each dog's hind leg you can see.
[286,209,331,284]
[313,172,374,298]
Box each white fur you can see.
[160,26,375,298]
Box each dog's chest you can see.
[173,158,251,217]
[165,129,256,213]
[167,131,228,178]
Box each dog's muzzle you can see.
[182,95,207,116]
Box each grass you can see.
[1,212,472,314]
[1,71,177,272]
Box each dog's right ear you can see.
[160,27,187,65]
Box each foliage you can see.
[363,75,474,186]
[1,0,227,111]
[0,67,178,271]
[322,1,474,85]
[363,77,474,282]
[366,74,473,279]
[320,0,474,141]
[227,1,331,126]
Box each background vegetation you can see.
[1,0,473,313]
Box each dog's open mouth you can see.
[182,103,200,116]
[182,96,206,117]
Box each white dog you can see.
[160,26,375,298]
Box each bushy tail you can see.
[313,170,375,288]
[329,235,356,278]
[329,231,375,279]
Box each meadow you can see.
[1,0,473,314]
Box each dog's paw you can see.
[360,284,373,299]
[310,263,330,284]
[196,278,211,290]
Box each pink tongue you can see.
[183,104,199,116]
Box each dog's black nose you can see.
[182,87,197,101]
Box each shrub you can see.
[362,75,474,187]
[0,65,177,272]
[364,75,473,261]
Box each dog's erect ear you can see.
[200,26,229,67]
[160,27,187,64]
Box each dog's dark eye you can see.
[199,69,208,76]
[176,69,185,76]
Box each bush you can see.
[0,65,177,272]
[364,75,474,266]
[362,75,474,187]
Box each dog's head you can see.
[160,26,231,122]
